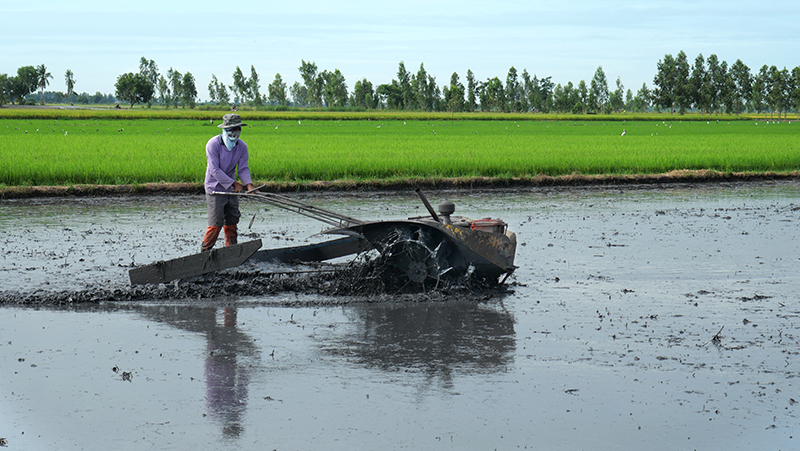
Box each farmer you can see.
[201,113,256,252]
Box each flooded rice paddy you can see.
[1,181,799,450]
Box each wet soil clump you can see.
[0,260,511,306]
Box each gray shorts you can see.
[206,193,241,227]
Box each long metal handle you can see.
[213,191,364,228]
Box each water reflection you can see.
[321,300,516,389]
[132,298,515,438]
[139,305,259,438]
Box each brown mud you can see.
[1,182,799,449]
[0,261,509,306]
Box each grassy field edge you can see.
[3,169,798,199]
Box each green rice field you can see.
[1,114,798,187]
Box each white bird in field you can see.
[621,129,626,136]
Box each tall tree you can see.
[180,72,197,108]
[625,89,634,111]
[115,72,154,108]
[466,69,477,112]
[750,65,768,115]
[528,75,553,113]
[157,75,170,107]
[722,70,738,114]
[167,68,182,108]
[36,64,52,105]
[673,51,691,114]
[505,66,521,112]
[397,62,414,109]
[376,81,403,109]
[766,66,788,119]
[267,73,288,106]
[138,57,159,106]
[0,74,9,106]
[231,66,247,106]
[64,69,75,104]
[322,69,347,107]
[703,54,724,113]
[729,59,752,114]
[208,74,221,103]
[590,66,609,113]
[443,72,465,112]
[551,83,565,112]
[479,77,505,112]
[608,77,625,112]
[716,59,730,113]
[248,65,262,106]
[412,63,429,110]
[216,80,230,105]
[632,83,652,112]
[791,66,800,116]
[577,80,589,113]
[690,54,707,112]
[352,78,378,109]
[290,81,309,107]
[555,81,581,113]
[298,60,323,107]
[653,54,677,113]
[519,69,532,112]
[11,66,38,105]
[412,65,439,111]
[709,56,729,113]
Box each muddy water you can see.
[1,182,799,450]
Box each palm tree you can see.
[65,69,75,104]
[36,64,53,105]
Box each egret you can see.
[621,129,626,136]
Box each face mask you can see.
[222,129,240,150]
[226,128,241,141]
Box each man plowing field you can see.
[202,113,257,252]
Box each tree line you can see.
[652,51,800,118]
[3,52,799,117]
[0,64,61,106]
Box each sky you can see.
[2,0,798,101]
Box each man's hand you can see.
[245,183,257,193]
[233,181,244,193]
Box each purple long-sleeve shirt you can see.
[204,134,252,194]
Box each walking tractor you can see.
[130,189,517,290]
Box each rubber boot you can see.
[201,226,222,252]
[223,224,238,246]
